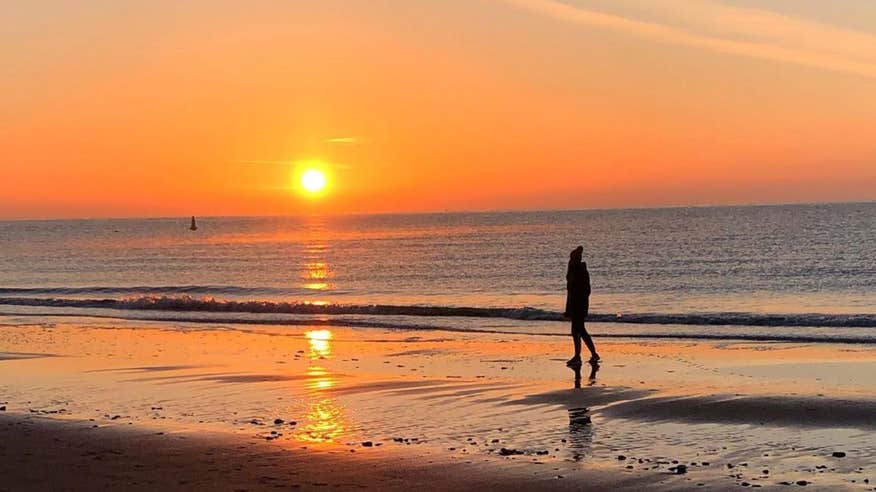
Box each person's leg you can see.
[571,319,582,360]
[580,323,599,360]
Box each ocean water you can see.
[1,203,874,342]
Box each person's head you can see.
[570,246,583,263]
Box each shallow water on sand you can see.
[1,320,874,490]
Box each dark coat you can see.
[565,260,591,319]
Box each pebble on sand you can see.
[832,452,846,458]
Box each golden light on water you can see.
[303,261,330,290]
[306,329,333,359]
[299,398,346,443]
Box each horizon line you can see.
[1,199,873,223]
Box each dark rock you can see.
[796,480,808,486]
[499,448,524,456]
[0,406,5,411]
[361,441,373,447]
[273,418,284,425]
[832,451,846,458]
[536,450,549,455]
[617,455,626,461]
[741,482,750,487]
[763,469,769,474]
[672,465,687,474]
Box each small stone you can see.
[763,469,769,474]
[273,418,284,425]
[617,455,627,461]
[673,465,687,474]
[361,441,373,447]
[499,448,524,456]
[796,480,808,486]
[741,482,750,487]
[832,452,846,458]
[0,406,5,411]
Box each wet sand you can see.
[1,319,875,490]
[0,415,654,491]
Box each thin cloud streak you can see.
[501,0,876,79]
[324,137,362,145]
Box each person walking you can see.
[564,246,599,366]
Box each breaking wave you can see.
[0,295,874,328]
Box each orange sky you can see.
[2,0,876,219]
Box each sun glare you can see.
[301,169,327,194]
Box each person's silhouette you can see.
[564,246,599,366]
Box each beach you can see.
[1,319,874,491]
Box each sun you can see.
[300,169,327,194]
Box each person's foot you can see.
[566,356,582,367]
[588,354,601,363]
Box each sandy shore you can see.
[1,318,875,490]
[0,415,657,491]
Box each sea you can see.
[1,202,874,343]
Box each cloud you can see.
[500,0,876,79]
[324,137,363,145]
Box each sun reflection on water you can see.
[306,329,333,359]
[300,216,334,292]
[299,398,346,444]
[297,328,348,444]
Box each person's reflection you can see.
[567,361,599,460]
[571,360,600,388]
